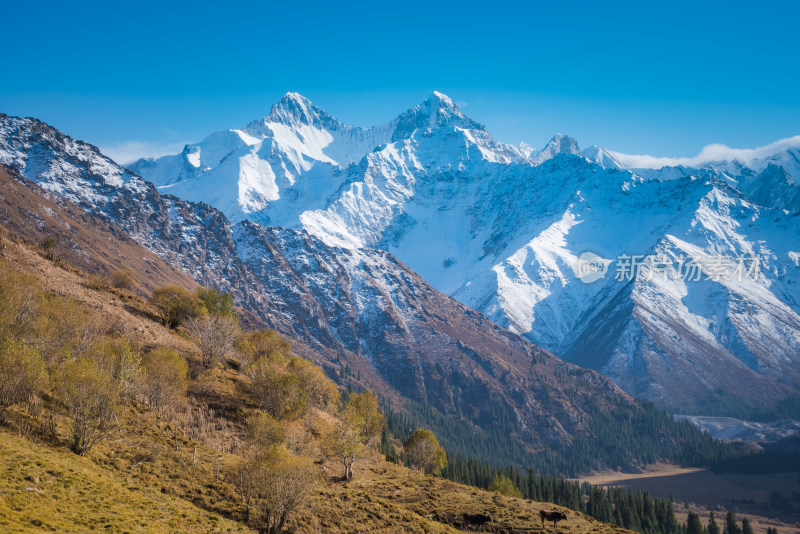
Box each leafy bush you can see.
[238,329,291,364]
[58,358,121,455]
[150,285,202,329]
[196,287,235,317]
[140,347,188,416]
[245,411,286,451]
[488,474,523,498]
[404,428,447,475]
[247,349,338,420]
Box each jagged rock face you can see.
[0,113,638,454]
[127,94,800,412]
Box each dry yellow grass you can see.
[0,233,636,534]
[0,429,249,533]
[289,455,635,534]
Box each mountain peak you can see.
[242,92,345,136]
[391,91,481,141]
[429,90,455,106]
[533,133,580,163]
[265,91,320,125]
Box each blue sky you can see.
[2,0,798,163]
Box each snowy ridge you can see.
[125,95,800,411]
[0,112,653,458]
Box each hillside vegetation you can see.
[0,233,638,533]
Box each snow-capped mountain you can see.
[0,112,658,467]
[130,93,800,412]
[129,91,525,229]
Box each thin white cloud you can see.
[607,135,800,169]
[99,140,188,165]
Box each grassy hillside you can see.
[0,430,247,533]
[0,232,638,533]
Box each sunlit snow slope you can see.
[130,93,800,410]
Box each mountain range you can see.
[2,110,682,474]
[124,92,800,413]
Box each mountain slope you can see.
[128,95,800,413]
[0,235,636,534]
[0,163,196,293]
[0,112,710,474]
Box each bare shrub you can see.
[39,236,57,260]
[83,274,110,291]
[235,446,318,531]
[109,268,134,290]
[186,314,239,369]
[140,347,188,416]
[0,337,46,420]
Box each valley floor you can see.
[574,463,800,534]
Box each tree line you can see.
[379,393,745,477]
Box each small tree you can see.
[94,338,142,399]
[235,446,318,533]
[404,428,447,475]
[0,337,46,419]
[245,411,286,451]
[140,347,188,416]
[489,474,523,498]
[342,391,383,446]
[686,512,703,534]
[724,511,739,534]
[741,518,753,534]
[197,287,236,317]
[323,391,384,482]
[187,314,239,368]
[59,358,120,455]
[323,416,364,482]
[109,268,134,290]
[247,352,337,420]
[0,270,40,339]
[708,512,720,534]
[150,285,202,329]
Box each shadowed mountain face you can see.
[125,94,800,413]
[0,113,655,470]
